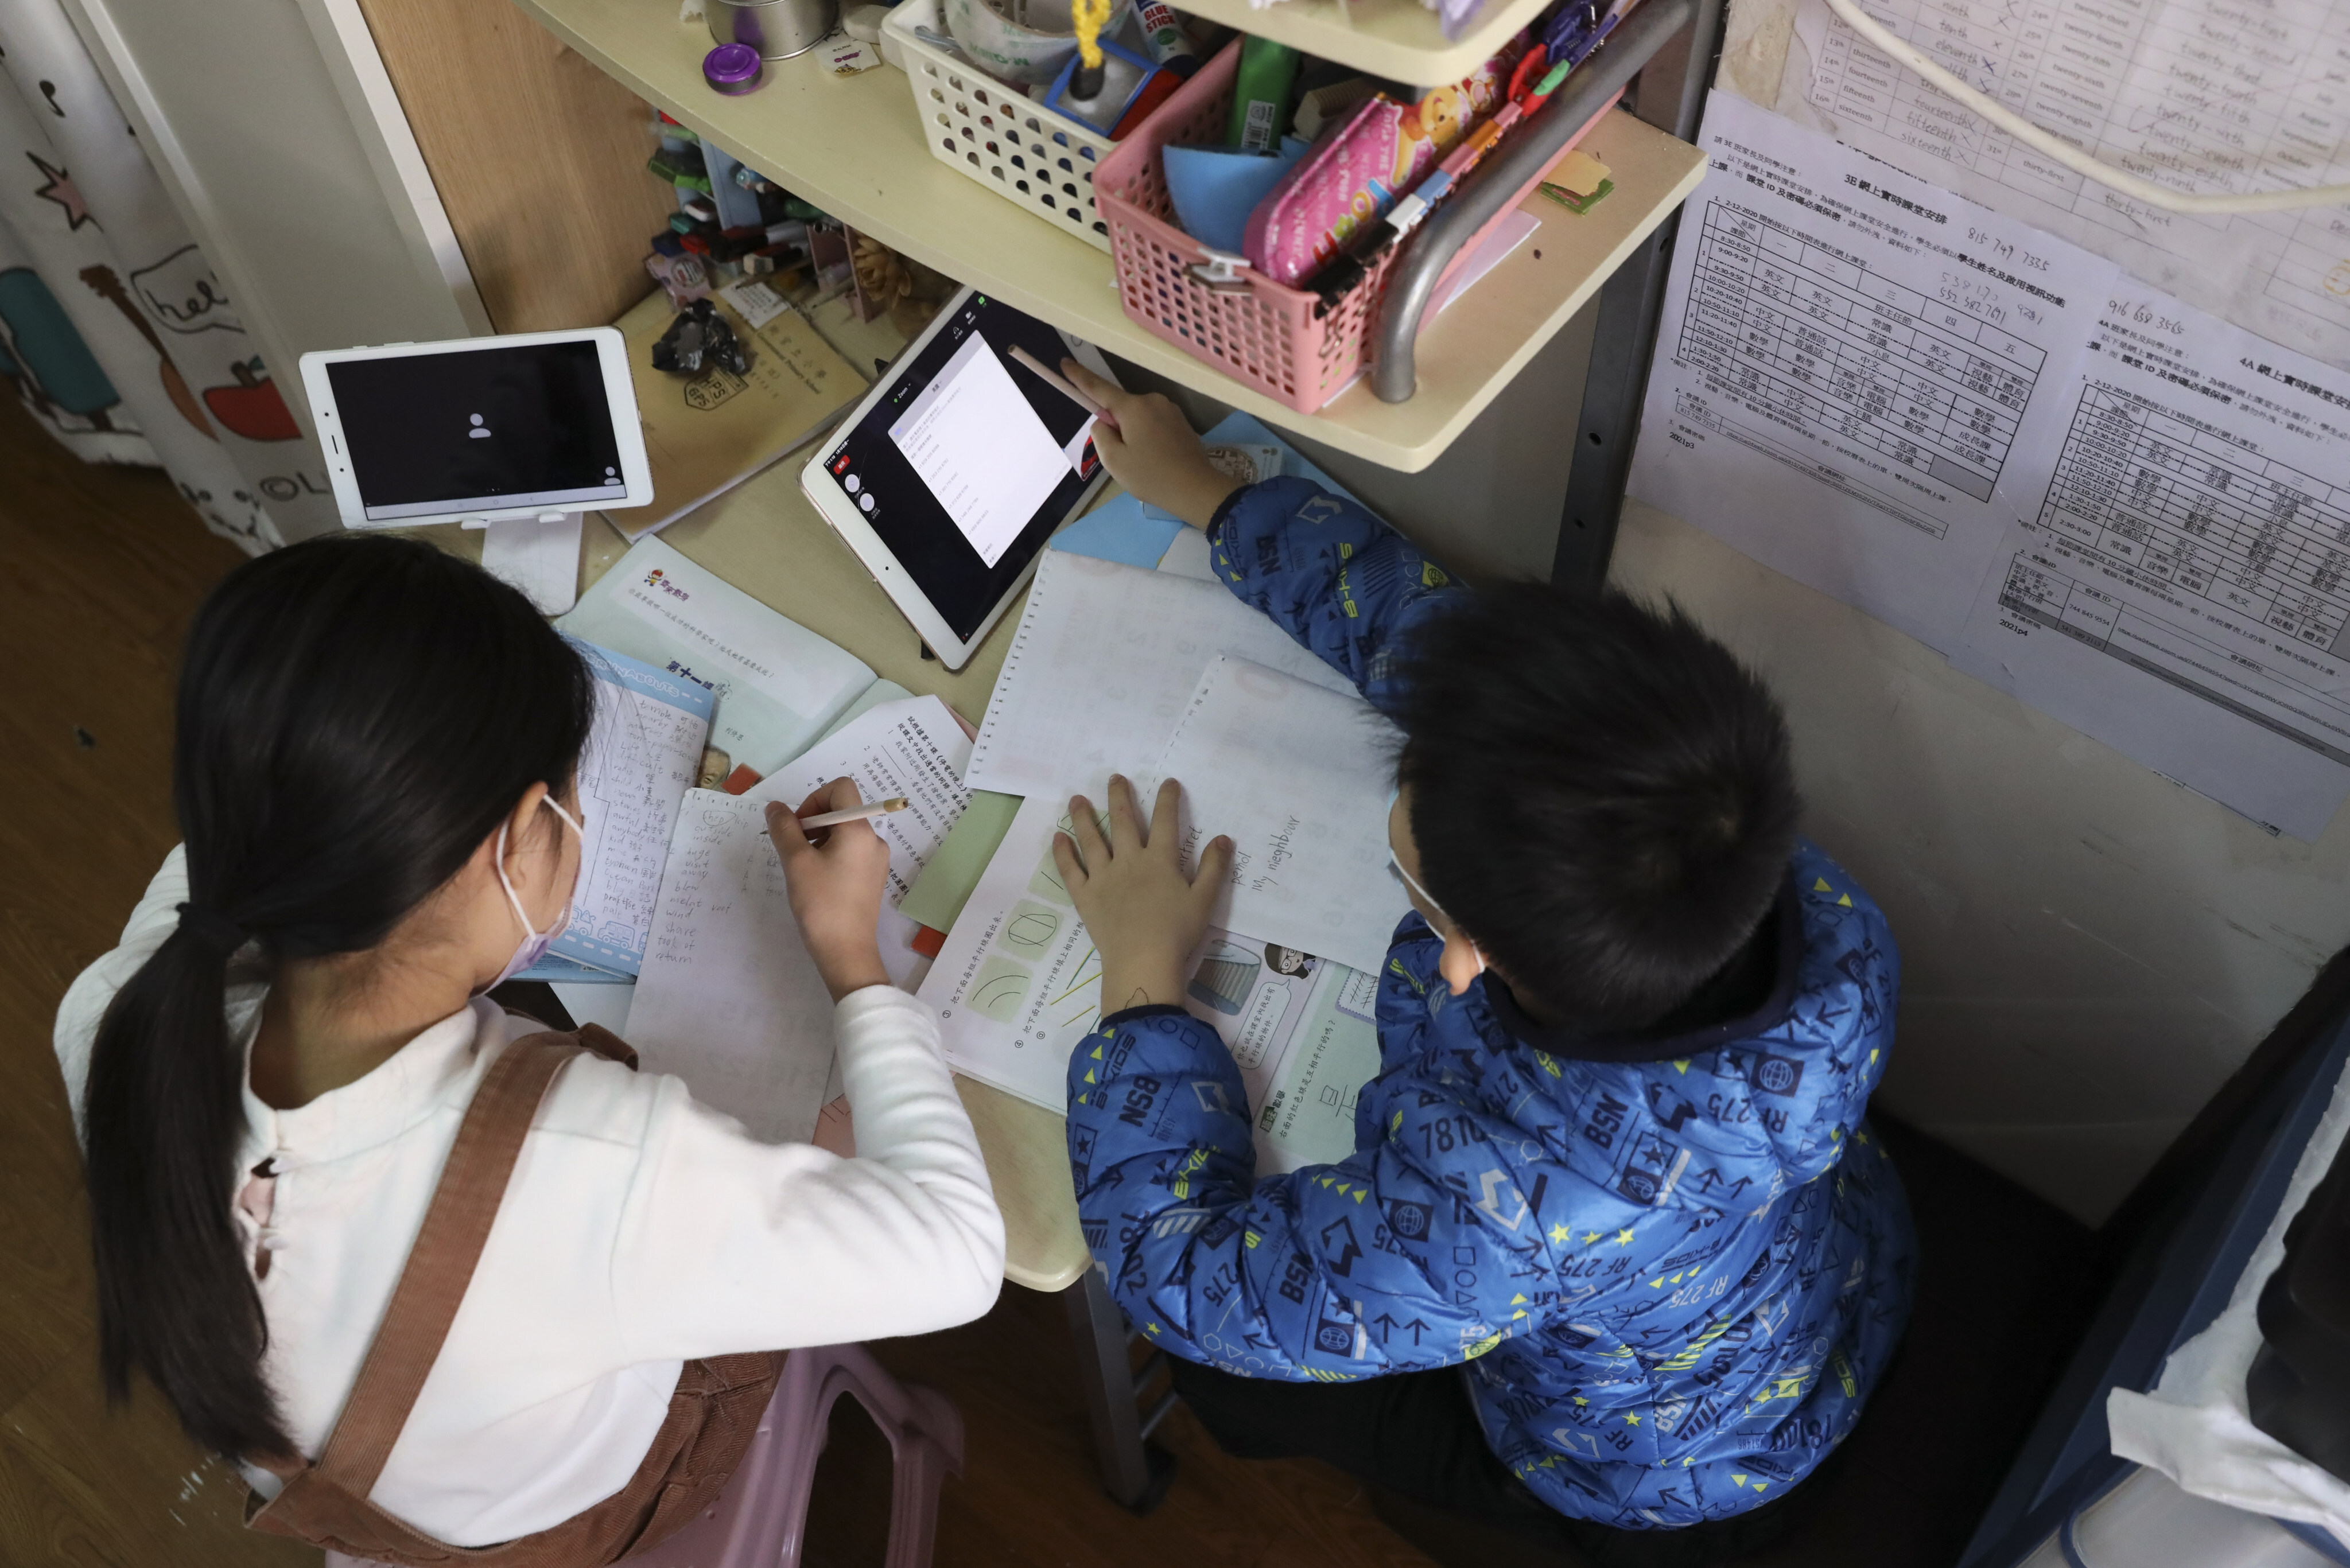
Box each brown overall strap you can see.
[305,1034,580,1499]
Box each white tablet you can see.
[800,288,1115,670]
[298,328,653,528]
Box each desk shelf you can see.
[1175,0,1555,89]
[511,0,1703,472]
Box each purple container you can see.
[703,42,766,94]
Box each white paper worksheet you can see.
[965,550,1354,800]
[1147,656,1411,976]
[1627,91,2118,652]
[622,697,973,1143]
[916,793,1383,1173]
[1787,0,2350,371]
[1952,293,2350,837]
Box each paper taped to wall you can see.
[1952,293,2350,836]
[1633,91,2350,835]
[1786,0,2350,372]
[1627,90,2114,652]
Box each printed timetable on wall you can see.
[1954,294,2350,836]
[1631,92,2350,836]
[1629,89,2112,651]
[1787,0,2350,369]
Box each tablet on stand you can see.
[297,328,653,614]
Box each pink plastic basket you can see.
[1094,40,1618,414]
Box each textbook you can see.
[557,535,913,781]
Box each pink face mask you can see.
[480,796,584,994]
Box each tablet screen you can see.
[817,294,1101,640]
[327,341,626,521]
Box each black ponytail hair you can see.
[81,535,593,1460]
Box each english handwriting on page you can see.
[623,697,973,1143]
[967,550,1353,800]
[1149,656,1408,976]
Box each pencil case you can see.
[1241,38,1525,286]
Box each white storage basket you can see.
[884,0,1114,251]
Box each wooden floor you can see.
[0,387,2104,1568]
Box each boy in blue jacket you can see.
[1050,366,1915,1566]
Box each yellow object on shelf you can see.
[1551,148,1611,198]
[1070,0,1109,69]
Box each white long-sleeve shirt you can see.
[53,848,1005,1546]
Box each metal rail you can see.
[1366,0,1699,406]
[1552,0,1726,588]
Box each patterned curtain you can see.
[0,0,338,550]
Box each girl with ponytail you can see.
[55,536,1003,1563]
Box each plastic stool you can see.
[324,1343,964,1568]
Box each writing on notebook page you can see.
[1149,655,1409,975]
[889,333,1069,567]
[541,644,714,978]
[966,550,1354,800]
[622,697,973,1143]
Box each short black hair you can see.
[1392,583,1799,1032]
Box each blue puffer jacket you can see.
[1064,478,1916,1528]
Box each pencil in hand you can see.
[1008,345,1121,432]
[798,795,910,830]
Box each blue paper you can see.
[1198,411,1362,503]
[1050,492,1186,569]
[1164,140,1308,254]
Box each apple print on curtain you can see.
[0,0,341,549]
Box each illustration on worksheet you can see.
[918,794,1382,1171]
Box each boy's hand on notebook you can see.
[768,780,891,1003]
[1061,361,1244,531]
[1054,775,1232,1017]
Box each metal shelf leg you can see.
[1063,1266,1176,1513]
[1553,0,1728,590]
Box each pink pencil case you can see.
[1242,40,1524,285]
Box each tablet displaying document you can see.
[801,288,1114,669]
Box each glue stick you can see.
[1135,0,1197,72]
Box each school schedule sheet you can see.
[1788,0,2350,369]
[1953,292,2350,836]
[1631,92,2350,834]
[1628,90,2113,651]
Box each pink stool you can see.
[325,1344,964,1568]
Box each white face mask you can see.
[481,796,584,994]
[1385,785,1483,977]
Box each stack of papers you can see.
[918,549,1410,1172]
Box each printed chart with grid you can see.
[2033,384,2350,651]
[1675,200,2043,522]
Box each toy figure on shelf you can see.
[650,298,749,377]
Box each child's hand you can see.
[1061,360,1245,530]
[768,779,892,1002]
[1054,775,1233,1016]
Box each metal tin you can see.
[706,0,838,62]
[701,42,766,92]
